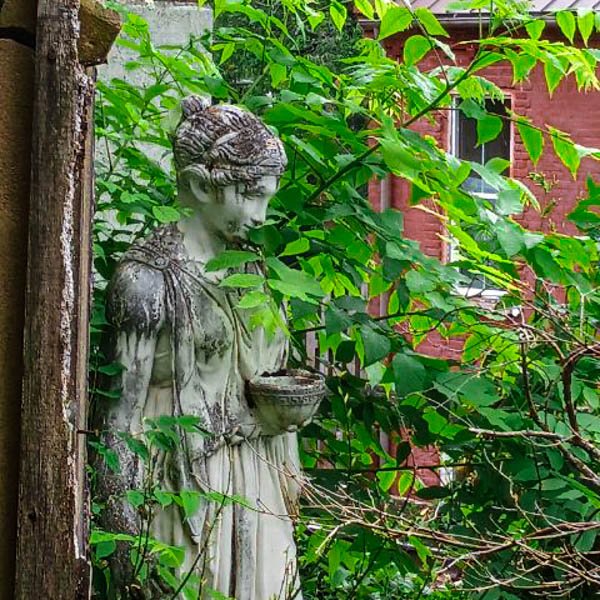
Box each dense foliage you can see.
[92,1,600,597]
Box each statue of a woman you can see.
[96,97,303,599]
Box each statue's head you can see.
[173,96,287,242]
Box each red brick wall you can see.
[383,28,600,266]
[372,27,600,480]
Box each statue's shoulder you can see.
[106,228,174,334]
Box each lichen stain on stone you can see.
[78,0,121,67]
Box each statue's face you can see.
[212,175,279,242]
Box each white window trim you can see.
[447,98,511,300]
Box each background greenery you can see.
[91,1,600,597]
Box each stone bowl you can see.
[248,369,326,435]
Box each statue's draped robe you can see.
[104,225,302,599]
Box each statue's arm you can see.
[93,261,165,587]
[103,260,166,435]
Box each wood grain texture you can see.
[15,0,94,597]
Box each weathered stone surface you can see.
[0,0,36,33]
[79,0,121,66]
[0,38,34,599]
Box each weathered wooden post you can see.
[13,1,119,597]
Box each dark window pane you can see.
[456,99,510,167]
[453,99,511,290]
[457,109,482,164]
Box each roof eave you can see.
[358,12,560,33]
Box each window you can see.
[450,98,512,296]
[452,98,511,196]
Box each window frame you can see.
[447,95,513,299]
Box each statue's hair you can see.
[172,96,287,188]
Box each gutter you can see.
[358,12,561,34]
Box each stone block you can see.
[79,0,121,66]
[0,0,36,33]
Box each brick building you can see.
[363,1,600,342]
[361,2,600,483]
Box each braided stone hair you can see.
[172,96,287,188]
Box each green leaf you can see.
[525,19,545,40]
[329,0,347,32]
[376,466,397,492]
[408,535,431,564]
[574,529,597,552]
[152,205,180,223]
[89,442,120,473]
[123,436,150,462]
[496,189,523,215]
[266,257,324,300]
[516,118,544,166]
[544,59,565,96]
[459,377,499,407]
[549,128,580,178]
[497,221,524,257]
[556,10,576,42]
[205,250,260,272]
[180,490,202,520]
[237,290,269,309]
[397,471,415,496]
[97,362,125,376]
[477,114,503,145]
[280,237,310,257]
[335,340,356,363]
[269,62,287,87]
[405,270,435,294]
[360,325,391,367]
[378,7,412,40]
[126,490,145,508]
[219,273,264,288]
[325,306,353,336]
[353,0,374,20]
[531,247,565,283]
[403,35,432,66]
[172,415,205,433]
[392,354,426,396]
[91,529,136,544]
[219,42,235,64]
[414,8,448,36]
[380,139,423,179]
[423,409,448,435]
[155,544,185,568]
[154,490,174,507]
[578,10,595,45]
[95,539,117,559]
[508,50,537,82]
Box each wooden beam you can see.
[14,0,117,597]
